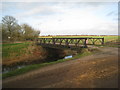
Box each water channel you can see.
[2,55,73,74]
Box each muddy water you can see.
[3,55,73,74]
[3,47,77,74]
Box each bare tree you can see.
[2,16,20,41]
[21,24,40,40]
[2,16,40,42]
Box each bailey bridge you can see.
[36,37,104,48]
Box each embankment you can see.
[2,42,99,79]
[2,42,77,72]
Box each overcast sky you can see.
[1,1,118,35]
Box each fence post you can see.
[102,38,104,45]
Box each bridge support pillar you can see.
[84,39,87,48]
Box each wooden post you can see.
[84,39,87,48]
[102,38,104,45]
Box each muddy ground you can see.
[2,46,118,88]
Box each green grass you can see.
[2,42,31,59]
[2,48,94,79]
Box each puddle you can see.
[64,55,73,59]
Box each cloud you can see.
[2,0,119,2]
[106,11,118,16]
[20,2,117,35]
[106,11,115,16]
[39,6,118,35]
[1,2,118,35]
[15,3,65,18]
[14,2,108,18]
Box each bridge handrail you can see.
[37,37,104,39]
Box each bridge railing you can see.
[36,37,104,47]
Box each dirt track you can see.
[3,47,118,88]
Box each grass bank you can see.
[2,47,98,79]
[2,42,48,66]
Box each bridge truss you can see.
[36,38,104,48]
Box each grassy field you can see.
[3,42,30,60]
